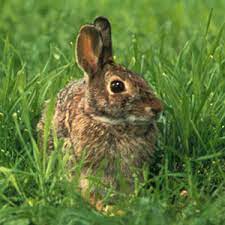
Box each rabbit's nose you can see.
[151,100,163,114]
[145,100,163,115]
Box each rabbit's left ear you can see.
[76,25,103,76]
[94,16,113,64]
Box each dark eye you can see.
[110,80,125,93]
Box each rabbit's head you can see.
[76,17,163,125]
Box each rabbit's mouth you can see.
[91,114,154,126]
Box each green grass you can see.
[1,0,225,224]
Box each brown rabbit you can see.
[38,16,163,201]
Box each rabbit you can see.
[37,16,163,204]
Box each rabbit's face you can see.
[85,63,162,125]
[76,17,162,125]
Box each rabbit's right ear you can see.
[94,17,113,64]
[76,25,103,76]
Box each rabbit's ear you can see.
[76,25,103,75]
[94,16,113,64]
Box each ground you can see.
[0,0,225,224]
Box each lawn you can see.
[0,0,225,224]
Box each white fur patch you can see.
[92,114,150,125]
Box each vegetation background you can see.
[0,0,225,224]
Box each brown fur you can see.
[37,17,163,197]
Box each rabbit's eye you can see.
[110,80,125,93]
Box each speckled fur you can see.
[37,17,163,194]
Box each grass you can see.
[0,0,225,224]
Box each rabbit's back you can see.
[53,79,86,140]
[37,79,85,148]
